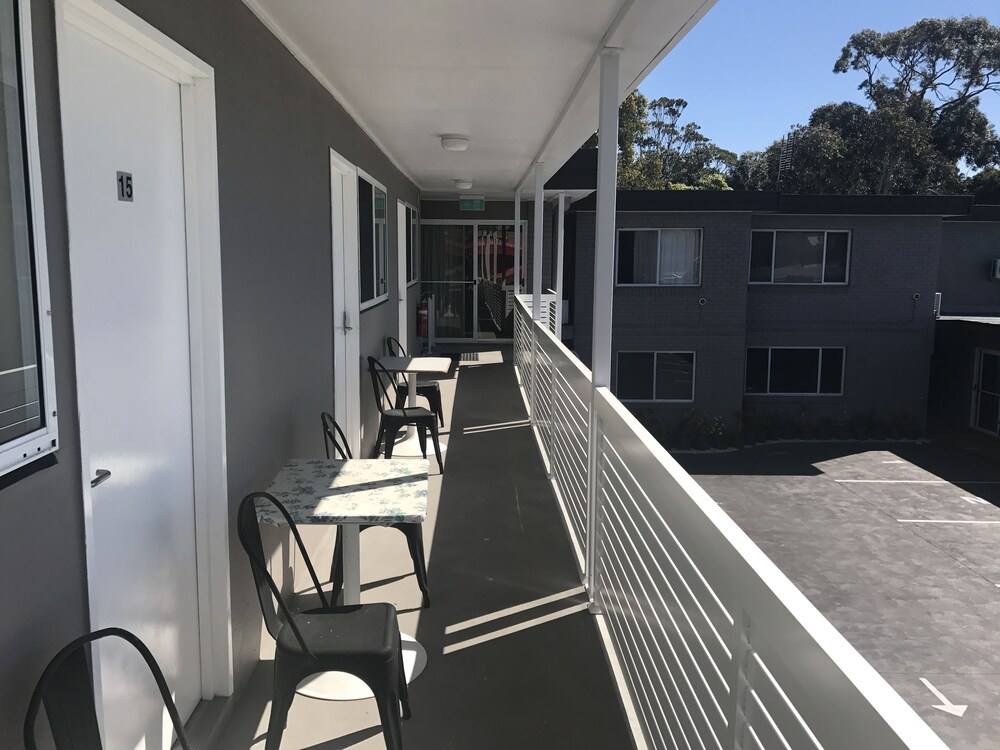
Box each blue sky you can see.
[640,0,1000,158]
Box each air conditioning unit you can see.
[992,259,1000,280]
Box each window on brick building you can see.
[617,228,701,286]
[749,230,850,284]
[745,347,845,395]
[616,351,695,401]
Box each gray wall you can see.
[570,210,941,434]
[1,1,418,744]
[572,211,752,430]
[939,221,1000,316]
[746,214,940,427]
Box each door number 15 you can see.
[116,171,134,202]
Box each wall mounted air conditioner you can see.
[992,259,1000,280]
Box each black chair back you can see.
[385,336,406,357]
[368,356,400,415]
[24,627,193,750]
[321,411,352,459]
[236,492,329,658]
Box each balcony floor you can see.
[212,346,633,749]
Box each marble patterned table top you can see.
[378,356,452,375]
[259,458,428,526]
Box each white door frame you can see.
[56,0,233,698]
[396,199,409,347]
[331,148,361,455]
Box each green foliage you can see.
[583,93,733,190]
[732,17,1000,195]
[967,167,1000,203]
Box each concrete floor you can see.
[210,347,633,749]
[678,441,1000,750]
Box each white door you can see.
[331,150,362,455]
[60,20,202,748]
[973,349,1000,436]
[397,200,408,346]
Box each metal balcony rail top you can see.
[511,296,944,750]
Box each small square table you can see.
[378,356,452,457]
[260,457,429,700]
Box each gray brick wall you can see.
[939,221,1000,316]
[571,209,941,433]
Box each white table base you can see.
[295,634,427,701]
[293,522,428,701]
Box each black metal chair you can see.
[322,412,430,609]
[385,336,445,427]
[237,492,410,750]
[369,356,444,474]
[24,627,193,750]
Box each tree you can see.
[735,17,1000,195]
[583,93,732,189]
[968,167,1000,203]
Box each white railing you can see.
[512,297,945,750]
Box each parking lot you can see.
[677,441,1000,750]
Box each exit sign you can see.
[459,196,486,211]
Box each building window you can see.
[616,352,695,401]
[617,228,701,286]
[749,230,850,284]
[745,347,845,395]
[358,175,388,308]
[1,0,58,476]
[406,205,418,285]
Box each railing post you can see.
[554,191,566,340]
[585,48,620,612]
[529,162,545,424]
[513,190,522,295]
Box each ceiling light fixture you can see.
[441,135,470,152]
[454,179,473,190]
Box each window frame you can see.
[615,350,696,403]
[615,227,703,288]
[0,0,58,478]
[357,168,390,311]
[744,346,846,396]
[403,201,419,287]
[748,229,852,286]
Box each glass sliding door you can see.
[973,349,1000,437]
[422,221,525,341]
[421,224,474,339]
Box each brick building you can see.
[559,190,976,444]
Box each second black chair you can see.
[321,412,430,608]
[385,336,444,427]
[237,492,410,750]
[369,356,444,473]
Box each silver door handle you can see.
[91,469,111,488]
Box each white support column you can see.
[585,48,620,611]
[554,191,566,339]
[531,162,545,322]
[513,190,522,295]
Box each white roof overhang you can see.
[244,0,716,196]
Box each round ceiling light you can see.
[454,179,473,190]
[441,135,470,152]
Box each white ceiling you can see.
[244,0,716,196]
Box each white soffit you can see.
[244,0,716,194]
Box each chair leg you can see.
[373,422,386,458]
[384,423,403,459]
[330,527,344,603]
[398,633,412,720]
[429,423,444,474]
[433,391,444,427]
[265,657,300,750]
[404,525,430,608]
[416,424,428,458]
[373,682,405,750]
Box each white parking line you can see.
[897,519,1000,525]
[836,479,1000,484]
